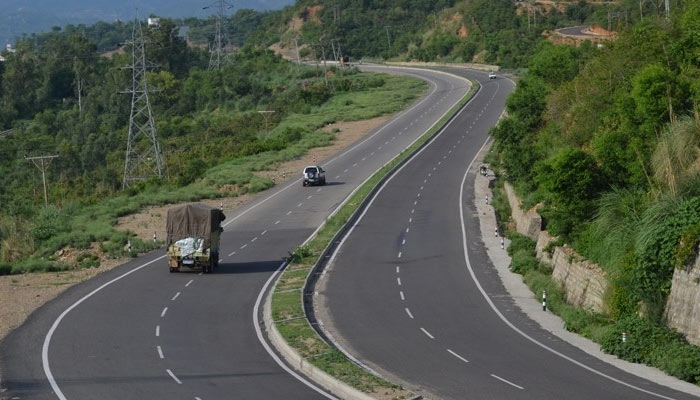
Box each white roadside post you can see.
[622,332,627,343]
[542,290,547,311]
[153,232,157,243]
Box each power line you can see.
[204,0,233,71]
[121,16,164,188]
[24,154,58,206]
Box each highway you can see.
[0,66,471,400]
[318,68,699,400]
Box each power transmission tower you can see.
[25,154,59,206]
[122,17,164,188]
[204,0,233,70]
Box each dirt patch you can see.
[306,5,322,24]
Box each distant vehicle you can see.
[166,203,225,273]
[488,72,497,79]
[303,166,326,186]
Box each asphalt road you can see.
[0,66,471,400]
[319,68,699,400]
[556,25,600,38]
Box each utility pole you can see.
[665,0,670,20]
[25,154,59,206]
[257,110,275,131]
[384,26,392,50]
[330,39,338,62]
[294,37,301,64]
[319,36,329,87]
[122,17,164,188]
[204,0,233,71]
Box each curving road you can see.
[0,66,472,400]
[318,68,699,400]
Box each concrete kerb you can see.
[262,68,477,400]
[473,143,700,398]
[384,61,499,73]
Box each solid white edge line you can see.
[447,349,469,364]
[39,66,468,400]
[490,374,524,390]
[420,328,435,339]
[42,255,166,400]
[459,140,678,399]
[166,369,182,384]
[221,68,444,229]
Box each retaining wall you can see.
[664,255,700,346]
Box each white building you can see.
[148,18,161,27]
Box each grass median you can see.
[271,74,479,396]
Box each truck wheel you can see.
[169,267,175,273]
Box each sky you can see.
[1,0,294,43]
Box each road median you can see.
[265,68,479,399]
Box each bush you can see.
[0,263,12,275]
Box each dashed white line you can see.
[240,244,248,249]
[420,186,424,190]
[274,220,281,225]
[156,325,160,337]
[378,146,383,150]
[397,277,402,286]
[417,193,421,198]
[195,397,203,400]
[157,345,164,359]
[400,291,405,301]
[171,292,181,301]
[397,251,402,258]
[396,266,400,273]
[361,157,367,161]
[317,188,322,192]
[402,238,406,245]
[334,175,340,179]
[297,203,303,208]
[408,217,413,223]
[406,227,410,233]
[411,209,414,214]
[160,307,168,318]
[447,349,469,363]
[261,230,267,236]
[405,308,414,319]
[491,374,524,390]
[307,195,313,200]
[166,369,182,384]
[343,169,349,173]
[428,173,432,177]
[228,250,237,256]
[370,152,375,156]
[287,211,293,215]
[420,328,435,339]
[423,179,427,183]
[185,279,193,287]
[251,237,258,242]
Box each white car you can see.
[488,72,497,79]
[302,166,326,186]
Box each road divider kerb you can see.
[264,67,480,399]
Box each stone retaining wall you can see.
[664,256,700,346]
[503,182,608,313]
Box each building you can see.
[148,18,161,27]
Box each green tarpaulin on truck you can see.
[166,203,226,247]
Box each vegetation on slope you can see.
[0,17,425,274]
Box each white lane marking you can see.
[458,136,680,399]
[240,244,248,249]
[307,195,313,200]
[420,186,424,190]
[384,141,389,145]
[160,307,168,318]
[397,277,402,286]
[42,254,167,399]
[420,328,435,339]
[157,345,164,359]
[166,369,182,384]
[438,161,442,165]
[402,238,406,245]
[251,237,258,242]
[361,157,367,161]
[287,211,293,215]
[228,250,237,256]
[491,374,524,390]
[343,169,349,173]
[198,272,203,276]
[411,209,415,214]
[220,73,442,231]
[353,163,358,167]
[261,230,267,236]
[397,251,402,258]
[334,175,340,179]
[370,152,375,156]
[400,291,405,301]
[405,308,414,319]
[171,292,181,301]
[297,203,303,208]
[156,325,160,337]
[275,220,281,225]
[447,349,469,363]
[195,397,203,400]
[185,279,193,287]
[378,146,383,150]
[409,217,413,223]
[396,266,400,273]
[423,179,427,183]
[406,227,410,233]
[414,200,418,205]
[317,188,322,192]
[417,193,421,198]
[428,173,432,177]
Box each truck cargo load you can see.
[166,203,225,273]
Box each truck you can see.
[166,203,226,273]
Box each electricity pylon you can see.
[122,17,163,188]
[204,0,233,70]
